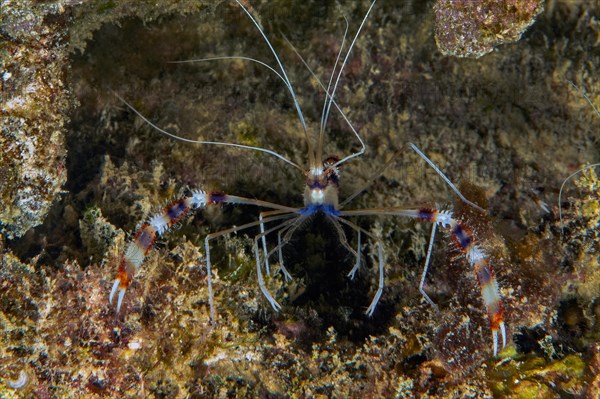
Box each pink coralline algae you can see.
[433,0,544,58]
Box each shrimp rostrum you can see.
[108,0,507,356]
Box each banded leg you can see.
[411,209,506,355]
[109,190,297,314]
[419,209,507,355]
[341,207,506,355]
[448,216,506,356]
[110,191,208,312]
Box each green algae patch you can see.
[489,354,586,398]
[231,119,261,148]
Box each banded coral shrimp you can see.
[105,0,507,356]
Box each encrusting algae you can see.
[1,0,71,239]
[1,0,600,398]
[433,0,545,58]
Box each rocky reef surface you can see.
[433,0,545,58]
[1,0,599,398]
[1,1,70,239]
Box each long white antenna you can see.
[115,93,303,171]
[318,17,349,153]
[317,16,349,163]
[235,0,315,167]
[559,163,600,235]
[409,143,485,212]
[169,56,290,93]
[321,0,377,165]
[284,37,366,168]
[568,80,600,117]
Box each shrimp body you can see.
[109,0,507,356]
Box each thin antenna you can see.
[320,0,377,164]
[559,81,599,236]
[318,16,349,162]
[114,93,303,171]
[568,80,600,117]
[559,163,600,235]
[169,56,290,92]
[283,37,366,168]
[340,147,406,208]
[409,143,485,212]
[235,0,315,167]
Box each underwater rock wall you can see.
[433,0,544,58]
[1,1,70,239]
[0,0,599,398]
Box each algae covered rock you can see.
[1,0,600,398]
[0,0,213,239]
[1,0,71,238]
[433,0,544,58]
